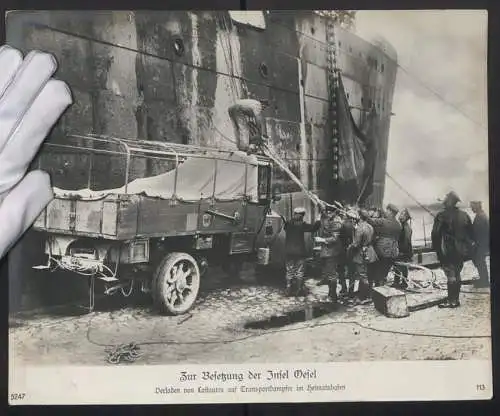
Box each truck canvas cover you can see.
[53,150,260,203]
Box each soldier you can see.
[368,206,381,219]
[392,208,413,289]
[346,210,378,302]
[338,213,355,297]
[314,208,344,304]
[470,200,490,288]
[282,206,321,297]
[431,191,475,308]
[365,207,381,288]
[364,203,401,287]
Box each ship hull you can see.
[7,10,397,213]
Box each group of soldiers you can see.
[281,191,489,308]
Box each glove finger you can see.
[0,50,57,153]
[0,45,23,98]
[0,170,53,260]
[0,79,72,194]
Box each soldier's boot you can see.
[357,278,370,301]
[339,280,348,297]
[338,268,347,296]
[284,277,294,297]
[347,281,355,298]
[287,280,300,297]
[328,280,338,304]
[293,278,306,297]
[286,276,301,297]
[450,282,461,307]
[439,283,454,308]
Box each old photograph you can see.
[7,9,491,404]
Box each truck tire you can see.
[152,252,201,315]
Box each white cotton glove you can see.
[0,45,72,260]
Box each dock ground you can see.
[9,260,491,365]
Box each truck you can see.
[32,132,285,315]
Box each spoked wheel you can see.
[152,252,201,315]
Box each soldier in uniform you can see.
[364,204,401,287]
[346,210,378,302]
[314,208,344,304]
[432,191,475,308]
[470,201,490,288]
[338,214,355,297]
[393,208,413,289]
[282,206,321,297]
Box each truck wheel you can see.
[152,252,201,315]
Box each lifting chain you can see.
[326,18,340,182]
[105,342,142,364]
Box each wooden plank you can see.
[115,197,138,239]
[74,200,104,234]
[406,289,449,312]
[46,199,72,231]
[101,201,118,236]
[408,296,447,312]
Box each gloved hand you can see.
[0,45,72,260]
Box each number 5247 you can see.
[10,393,26,401]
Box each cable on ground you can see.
[83,311,491,364]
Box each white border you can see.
[9,360,493,405]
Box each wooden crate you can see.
[372,286,410,318]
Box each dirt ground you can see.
[9,260,491,366]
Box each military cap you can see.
[293,207,306,215]
[386,203,399,214]
[347,209,360,221]
[443,191,461,205]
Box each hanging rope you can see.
[356,174,371,205]
[385,172,438,218]
[259,141,346,214]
